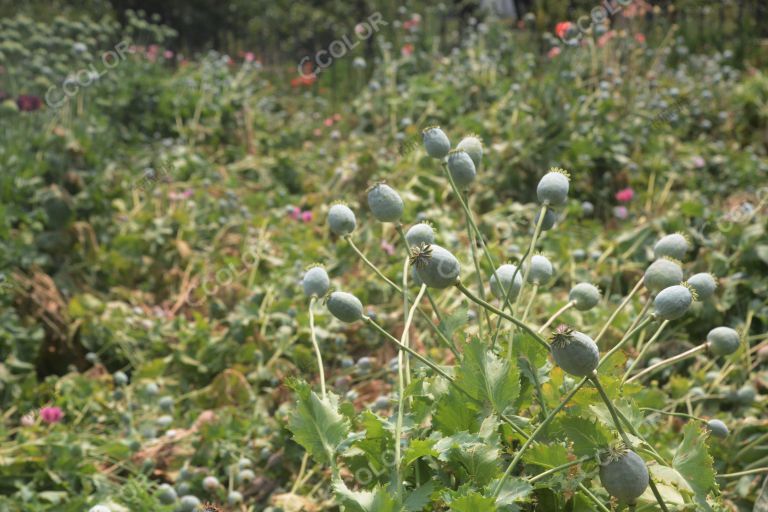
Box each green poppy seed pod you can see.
[422,126,450,159]
[202,476,220,491]
[302,266,330,298]
[707,326,740,356]
[525,254,554,285]
[599,450,649,503]
[706,419,729,439]
[367,183,404,223]
[179,496,201,512]
[653,284,693,320]
[456,135,483,167]
[536,168,570,206]
[550,328,599,376]
[327,291,363,323]
[643,258,683,293]
[328,204,356,236]
[157,484,177,505]
[414,244,460,289]
[228,491,244,505]
[653,233,690,260]
[447,150,477,188]
[569,282,601,311]
[535,208,558,231]
[736,384,755,405]
[688,272,717,301]
[405,222,435,247]
[489,264,523,301]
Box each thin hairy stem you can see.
[308,297,326,400]
[345,236,402,292]
[593,278,644,344]
[521,284,539,324]
[456,281,550,351]
[627,343,707,383]
[401,254,412,387]
[512,205,549,317]
[527,456,591,483]
[597,316,655,370]
[464,192,492,334]
[537,300,576,333]
[622,320,671,383]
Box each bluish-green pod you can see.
[414,244,460,289]
[456,135,483,167]
[302,266,330,298]
[202,476,220,491]
[327,291,364,323]
[550,328,599,376]
[367,183,404,223]
[328,204,356,236]
[422,126,451,159]
[536,169,570,206]
[157,483,177,505]
[489,264,523,301]
[688,272,717,301]
[736,384,755,405]
[599,450,649,503]
[228,491,244,505]
[525,254,553,285]
[653,284,693,320]
[707,326,740,356]
[569,282,601,311]
[447,150,477,188]
[706,419,729,439]
[179,495,201,512]
[643,258,683,293]
[653,233,690,260]
[405,222,435,247]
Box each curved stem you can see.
[716,467,768,478]
[493,377,588,496]
[590,373,670,512]
[622,320,671,383]
[464,191,492,334]
[456,281,550,351]
[593,278,644,344]
[521,284,539,324]
[639,408,705,422]
[627,343,707,383]
[512,205,548,317]
[395,225,444,324]
[537,300,576,333]
[345,236,401,292]
[491,243,532,350]
[401,254,411,387]
[308,297,326,400]
[527,456,591,483]
[597,316,655,370]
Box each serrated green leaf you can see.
[456,337,520,415]
[521,442,570,469]
[494,477,533,506]
[434,386,480,435]
[403,439,438,467]
[435,431,500,486]
[404,481,435,511]
[450,492,497,511]
[288,380,350,465]
[673,422,717,510]
[559,416,611,456]
[333,479,402,512]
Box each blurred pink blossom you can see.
[164,50,174,59]
[613,206,629,220]
[301,211,313,223]
[547,47,561,59]
[40,407,63,424]
[615,188,634,202]
[244,52,255,63]
[290,206,302,220]
[381,240,395,256]
[691,156,705,168]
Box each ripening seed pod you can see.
[422,126,450,159]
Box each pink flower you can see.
[244,52,255,63]
[164,50,174,59]
[547,47,562,59]
[615,187,634,203]
[40,407,63,424]
[634,33,646,44]
[401,44,414,57]
[598,30,616,48]
[290,206,302,220]
[612,206,629,220]
[324,118,334,127]
[691,156,705,168]
[380,240,395,256]
[301,210,313,223]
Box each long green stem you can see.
[512,205,548,317]
[464,191,492,334]
[401,254,412,387]
[308,297,326,399]
[593,278,644,344]
[394,284,425,496]
[348,235,459,357]
[527,456,591,483]
[491,244,531,350]
[456,281,550,351]
[537,300,575,333]
[639,408,705,422]
[590,373,670,512]
[597,316,655,370]
[521,284,538,324]
[395,225,444,324]
[716,467,768,478]
[493,377,588,496]
[627,343,707,383]
[622,320,671,383]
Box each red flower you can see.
[555,21,573,39]
[17,94,42,112]
[401,44,414,57]
[615,187,634,203]
[634,33,646,44]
